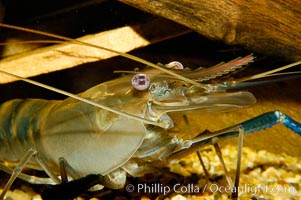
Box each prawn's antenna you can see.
[0,69,171,128]
[236,61,301,82]
[219,74,301,91]
[0,23,210,91]
[212,61,301,91]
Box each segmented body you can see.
[0,65,256,181]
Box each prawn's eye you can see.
[131,74,151,91]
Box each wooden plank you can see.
[120,0,301,61]
[0,18,190,83]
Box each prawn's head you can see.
[135,55,301,130]
[130,58,256,129]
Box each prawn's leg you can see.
[232,126,244,199]
[41,157,103,200]
[183,114,212,185]
[196,151,210,180]
[59,157,68,184]
[0,157,79,186]
[62,159,82,181]
[67,165,125,191]
[58,157,82,183]
[35,153,61,184]
[0,148,63,199]
[0,163,55,184]
[0,148,37,199]
[170,110,301,197]
[210,126,244,199]
[191,111,301,147]
[238,110,301,135]
[59,157,111,191]
[212,142,234,188]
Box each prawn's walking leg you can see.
[0,148,62,199]
[212,142,234,188]
[210,126,244,199]
[41,158,104,200]
[59,158,68,184]
[170,110,301,197]
[196,151,210,180]
[0,148,37,200]
[0,163,55,184]
[185,114,239,192]
[232,127,244,199]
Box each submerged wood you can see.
[120,0,301,61]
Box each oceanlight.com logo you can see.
[209,184,298,195]
[125,183,298,196]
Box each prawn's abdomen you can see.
[0,85,146,176]
[0,73,149,176]
[0,98,56,167]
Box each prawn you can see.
[0,23,300,200]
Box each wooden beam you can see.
[120,0,301,61]
[0,18,189,83]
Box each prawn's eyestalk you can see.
[131,74,151,91]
